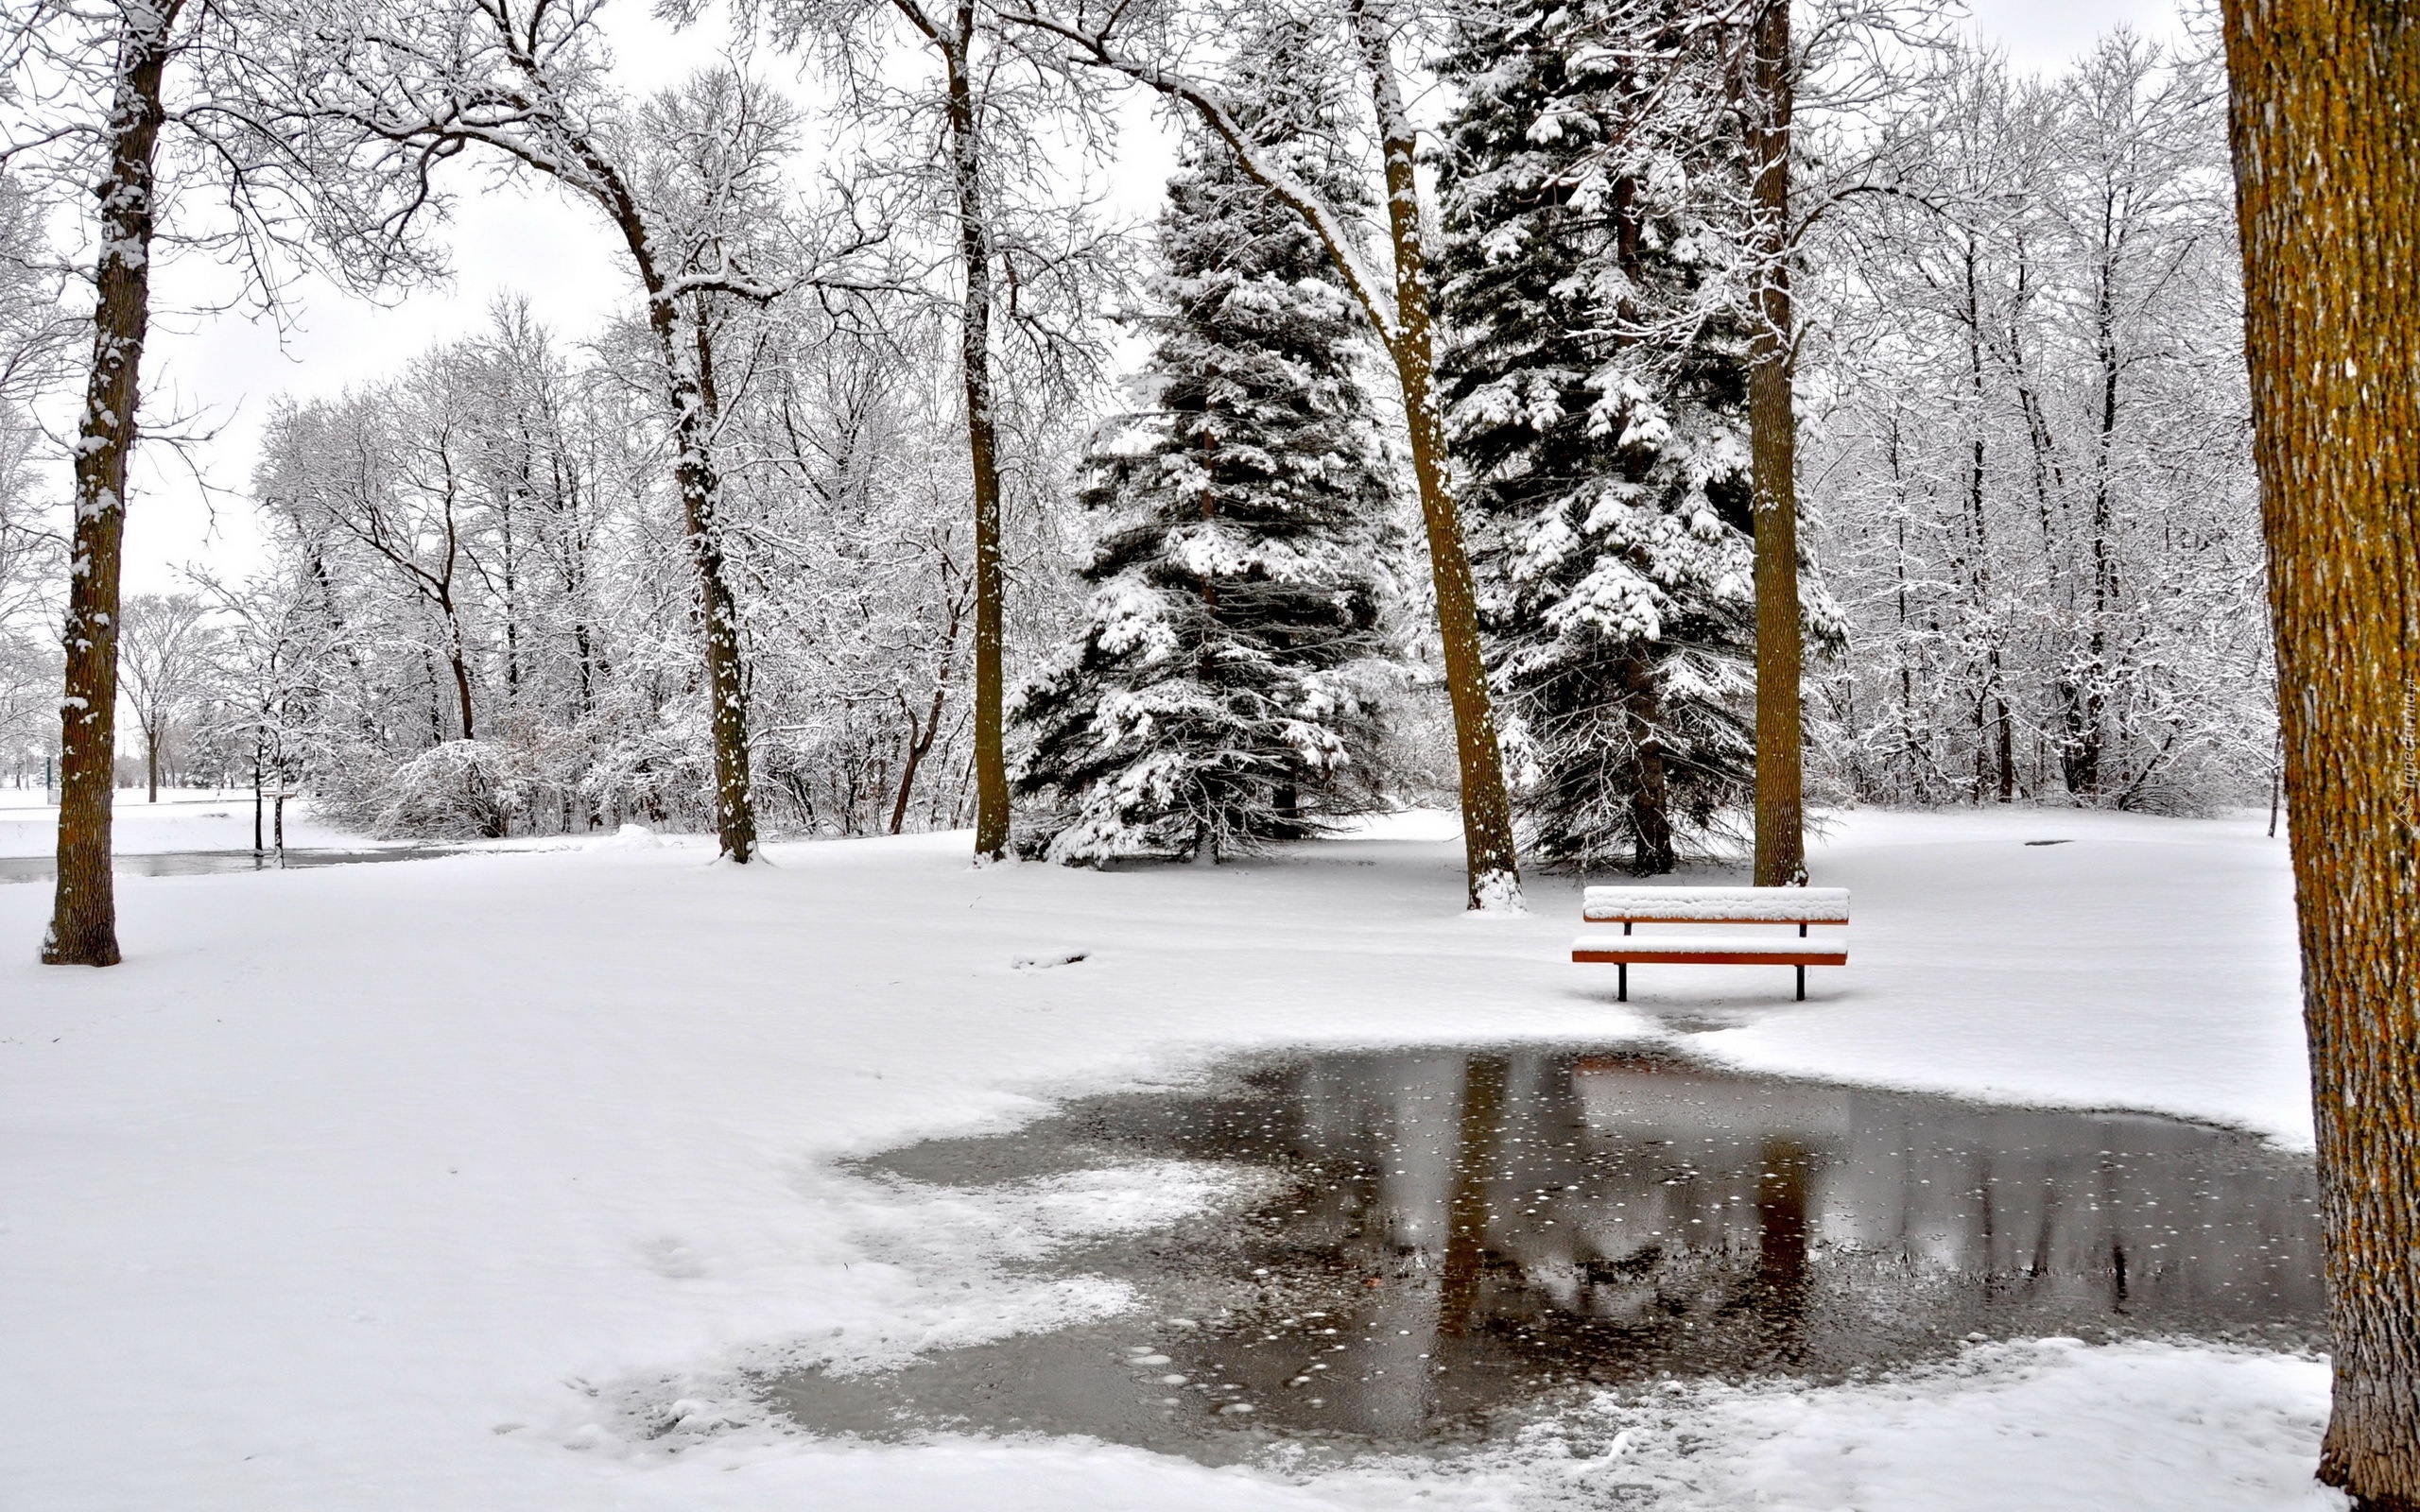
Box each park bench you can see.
[1571,886,1849,1003]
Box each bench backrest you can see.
[1582,885,1850,925]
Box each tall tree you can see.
[24,0,185,963]
[2220,3,2420,1506]
[1013,77,1399,863]
[751,0,1120,864]
[6,0,447,961]
[1012,0,1527,910]
[1739,0,1804,886]
[1435,0,1757,875]
[310,17,838,861]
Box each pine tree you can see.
[1012,91,1398,865]
[1436,0,1758,875]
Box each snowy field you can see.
[0,807,2339,1510]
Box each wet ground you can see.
[769,1046,2324,1463]
[0,846,460,885]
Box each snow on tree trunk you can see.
[2221,4,2420,1505]
[647,302,759,864]
[46,0,182,967]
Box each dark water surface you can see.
[0,846,459,885]
[769,1046,2323,1462]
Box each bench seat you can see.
[1571,933,1849,967]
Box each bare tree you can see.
[6,0,187,962]
[195,561,334,857]
[303,2,865,861]
[0,173,65,776]
[743,0,1121,861]
[1807,34,2261,816]
[2221,4,2420,1507]
[3,0,449,962]
[1007,0,1525,908]
[117,593,215,801]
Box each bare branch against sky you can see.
[92,0,2187,593]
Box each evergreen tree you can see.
[1012,86,1399,865]
[1436,0,1758,874]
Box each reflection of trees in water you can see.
[1161,1047,2322,1422]
[779,1048,2325,1455]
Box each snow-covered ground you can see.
[0,807,2338,1510]
[0,787,371,857]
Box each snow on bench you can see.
[1582,885,1849,925]
[1572,886,1849,1002]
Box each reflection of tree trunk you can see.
[1754,1137,1810,1359]
[1441,1055,1508,1336]
[1354,1054,1466,1437]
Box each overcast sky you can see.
[112,0,2196,594]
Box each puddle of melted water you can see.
[769,1046,2323,1462]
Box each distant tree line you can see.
[0,0,2270,883]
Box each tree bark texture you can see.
[46,1,182,967]
[941,26,1011,864]
[2220,4,2420,1506]
[1350,0,1523,909]
[657,336,759,864]
[1620,652,1675,875]
[594,185,757,860]
[1744,0,1806,888]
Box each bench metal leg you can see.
[1796,965,1806,1002]
[1618,962,1628,1003]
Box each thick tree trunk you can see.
[1744,0,1805,888]
[941,27,1011,864]
[147,730,159,802]
[1351,0,1522,910]
[46,2,182,967]
[2220,5,2420,1506]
